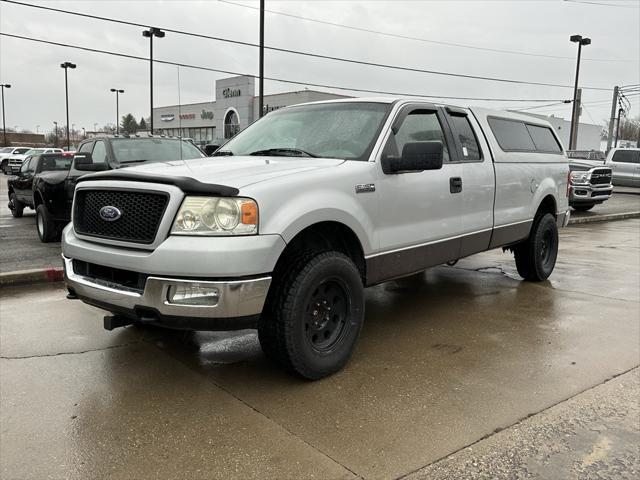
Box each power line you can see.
[563,0,640,8]
[0,0,612,91]
[219,0,635,63]
[0,32,572,103]
[513,101,572,111]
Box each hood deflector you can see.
[76,170,239,196]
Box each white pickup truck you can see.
[62,98,569,379]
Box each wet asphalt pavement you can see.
[1,219,639,479]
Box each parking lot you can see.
[2,217,638,479]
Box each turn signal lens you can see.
[241,202,258,225]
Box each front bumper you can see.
[63,256,271,330]
[569,184,613,204]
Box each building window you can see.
[224,110,240,139]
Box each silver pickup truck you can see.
[62,98,569,379]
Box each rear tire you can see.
[572,204,594,212]
[258,251,364,380]
[36,205,60,243]
[514,213,558,282]
[9,193,23,218]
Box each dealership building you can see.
[152,75,349,144]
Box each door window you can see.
[385,109,450,162]
[91,141,108,164]
[525,124,562,153]
[448,114,482,161]
[612,150,639,164]
[78,142,93,153]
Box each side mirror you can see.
[73,153,108,171]
[382,141,444,174]
[204,144,221,156]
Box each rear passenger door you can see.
[442,107,494,256]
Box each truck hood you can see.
[115,156,346,189]
[37,170,70,185]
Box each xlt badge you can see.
[355,183,375,194]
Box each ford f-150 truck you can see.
[62,99,570,379]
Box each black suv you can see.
[18,136,205,242]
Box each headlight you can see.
[171,196,258,235]
[569,171,589,184]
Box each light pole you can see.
[110,88,125,134]
[568,35,591,150]
[142,27,165,134]
[72,123,75,143]
[82,127,86,139]
[259,0,264,117]
[60,62,76,149]
[1,84,10,146]
[53,121,58,147]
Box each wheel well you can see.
[536,195,557,219]
[8,186,14,195]
[274,222,366,282]
[34,190,44,207]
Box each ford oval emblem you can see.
[99,206,122,222]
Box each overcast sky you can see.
[1,0,638,134]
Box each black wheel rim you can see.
[540,228,555,268]
[304,279,350,353]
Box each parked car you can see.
[7,152,75,219]
[1,146,32,174]
[62,99,570,379]
[568,160,613,212]
[30,136,205,242]
[6,148,63,174]
[566,150,606,162]
[605,148,640,187]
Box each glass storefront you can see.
[159,127,215,145]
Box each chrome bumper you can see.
[63,256,271,323]
[569,184,613,203]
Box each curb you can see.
[568,211,640,225]
[0,267,64,288]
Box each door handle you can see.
[450,177,462,194]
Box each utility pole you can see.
[53,121,58,147]
[142,28,165,134]
[259,0,265,117]
[606,86,619,153]
[614,108,623,148]
[570,88,582,150]
[569,34,590,150]
[1,84,11,147]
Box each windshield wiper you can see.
[248,148,317,158]
[213,150,234,156]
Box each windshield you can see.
[111,138,205,164]
[218,102,391,161]
[25,149,45,156]
[39,154,73,172]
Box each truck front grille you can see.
[73,189,169,244]
[590,168,612,185]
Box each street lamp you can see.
[568,34,591,150]
[1,84,10,146]
[110,88,125,134]
[53,121,58,147]
[82,127,86,139]
[60,62,77,149]
[142,27,165,134]
[72,123,75,143]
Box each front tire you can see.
[514,213,558,282]
[36,205,60,243]
[258,251,364,380]
[9,193,24,218]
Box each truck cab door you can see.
[441,107,495,256]
[372,103,463,282]
[15,157,34,201]
[609,149,637,186]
